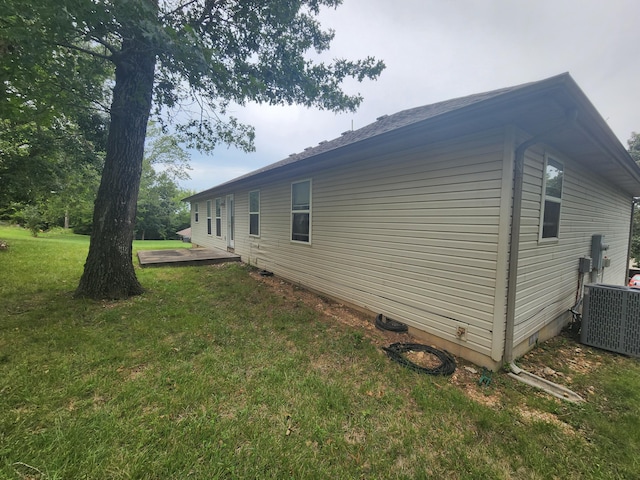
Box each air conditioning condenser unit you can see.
[580,284,640,357]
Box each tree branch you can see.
[86,35,120,57]
[160,0,202,20]
[57,42,113,62]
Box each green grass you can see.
[1,225,640,479]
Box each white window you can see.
[206,200,212,235]
[249,190,260,237]
[291,180,311,243]
[194,202,199,223]
[215,198,222,237]
[540,156,563,240]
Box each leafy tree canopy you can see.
[2,0,384,151]
[0,115,106,229]
[136,124,192,240]
[1,0,385,299]
[1,3,111,230]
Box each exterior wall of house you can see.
[191,128,513,366]
[513,143,633,352]
[190,125,635,367]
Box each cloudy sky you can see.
[180,0,640,192]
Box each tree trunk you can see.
[75,38,156,300]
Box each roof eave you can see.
[184,73,640,201]
[561,78,640,196]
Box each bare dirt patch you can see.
[518,407,577,436]
[249,270,409,347]
[519,340,604,377]
[249,269,611,410]
[452,370,502,408]
[250,270,502,404]
[404,350,444,369]
[117,363,151,380]
[516,335,606,397]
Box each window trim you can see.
[215,198,222,237]
[290,179,312,244]
[249,190,260,237]
[194,202,199,223]
[538,154,563,242]
[206,200,212,236]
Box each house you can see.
[184,73,640,369]
[176,227,192,243]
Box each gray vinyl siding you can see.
[191,128,511,359]
[513,146,633,345]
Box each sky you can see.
[180,0,640,192]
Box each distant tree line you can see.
[0,116,193,239]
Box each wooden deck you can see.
[137,248,241,268]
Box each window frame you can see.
[249,190,260,237]
[538,155,564,242]
[206,200,212,236]
[215,198,222,237]
[194,202,199,223]
[290,179,312,244]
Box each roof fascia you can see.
[184,73,640,201]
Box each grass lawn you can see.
[1,225,640,479]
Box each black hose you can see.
[375,314,408,332]
[382,342,456,376]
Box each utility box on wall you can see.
[590,234,609,271]
[581,284,640,357]
[578,257,592,274]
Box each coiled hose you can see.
[375,314,408,332]
[382,342,456,376]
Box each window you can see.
[206,200,212,235]
[194,202,199,223]
[249,190,260,236]
[540,157,563,240]
[215,198,222,237]
[291,180,311,243]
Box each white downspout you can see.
[504,109,584,403]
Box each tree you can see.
[1,0,384,299]
[0,115,106,230]
[136,169,186,240]
[631,215,640,266]
[43,160,102,233]
[136,125,192,240]
[1,5,110,231]
[629,132,640,264]
[629,132,640,166]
